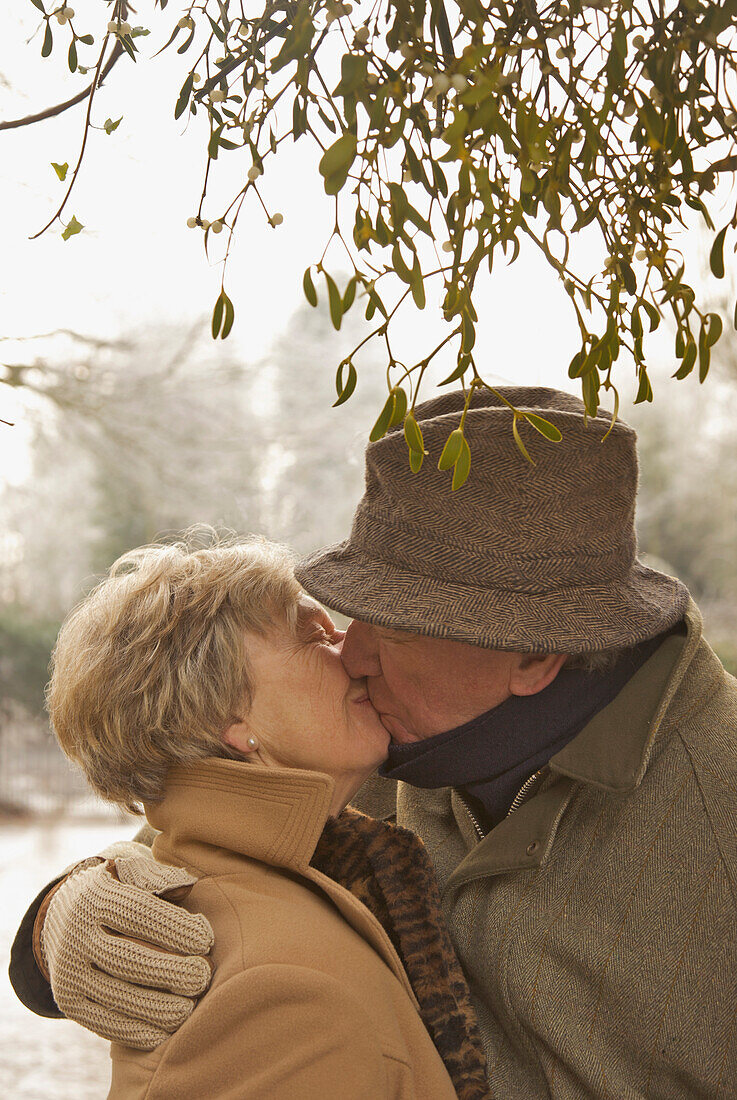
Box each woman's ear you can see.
[508,653,568,698]
[223,720,259,755]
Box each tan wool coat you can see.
[355,599,737,1098]
[107,761,460,1100]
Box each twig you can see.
[0,42,123,132]
[30,34,113,238]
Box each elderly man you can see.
[10,387,737,1098]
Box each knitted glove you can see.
[39,845,214,1050]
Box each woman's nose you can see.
[340,620,382,679]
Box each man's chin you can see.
[379,713,417,744]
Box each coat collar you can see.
[145,759,335,877]
[547,600,700,791]
[146,758,422,1009]
[444,599,704,892]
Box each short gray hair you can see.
[47,527,302,812]
[562,648,624,674]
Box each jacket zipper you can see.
[460,767,547,841]
[506,769,545,817]
[457,789,487,841]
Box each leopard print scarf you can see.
[311,807,491,1100]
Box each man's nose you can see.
[340,620,382,679]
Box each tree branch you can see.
[0,41,123,132]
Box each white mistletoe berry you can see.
[450,74,468,91]
[210,89,227,103]
[248,165,262,181]
[186,216,198,228]
[178,15,194,29]
[210,220,224,234]
[271,212,284,226]
[56,11,68,24]
[441,241,454,253]
[201,219,211,231]
[430,73,451,95]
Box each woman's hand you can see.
[40,848,214,1049]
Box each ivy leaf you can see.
[104,116,123,135]
[704,312,723,348]
[175,73,194,120]
[61,215,83,241]
[512,416,535,464]
[302,267,318,307]
[641,300,661,332]
[318,132,357,195]
[388,386,407,428]
[524,413,563,442]
[211,290,235,339]
[709,226,727,279]
[51,161,68,181]
[634,367,653,404]
[324,272,343,330]
[452,436,472,489]
[369,392,397,443]
[221,292,235,339]
[41,21,53,57]
[333,360,357,407]
[342,274,358,313]
[409,447,424,473]
[404,413,425,455]
[438,428,464,471]
[439,356,472,386]
[673,339,697,380]
[410,256,426,310]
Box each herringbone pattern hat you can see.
[295,387,690,653]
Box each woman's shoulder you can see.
[188,859,389,981]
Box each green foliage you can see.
[61,214,83,241]
[0,609,58,719]
[19,0,737,481]
[211,288,235,338]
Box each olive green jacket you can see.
[354,600,737,1098]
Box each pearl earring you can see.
[246,736,259,751]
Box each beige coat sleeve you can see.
[109,964,410,1100]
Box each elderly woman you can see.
[45,532,489,1100]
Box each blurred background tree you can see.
[0,294,385,811]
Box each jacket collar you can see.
[444,599,704,891]
[145,759,335,877]
[547,600,700,792]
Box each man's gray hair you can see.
[563,648,624,674]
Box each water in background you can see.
[0,817,135,1099]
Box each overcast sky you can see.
[1,3,733,485]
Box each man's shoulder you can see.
[660,639,737,904]
[350,772,399,821]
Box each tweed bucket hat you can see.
[295,386,690,654]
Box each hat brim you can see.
[294,542,690,654]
